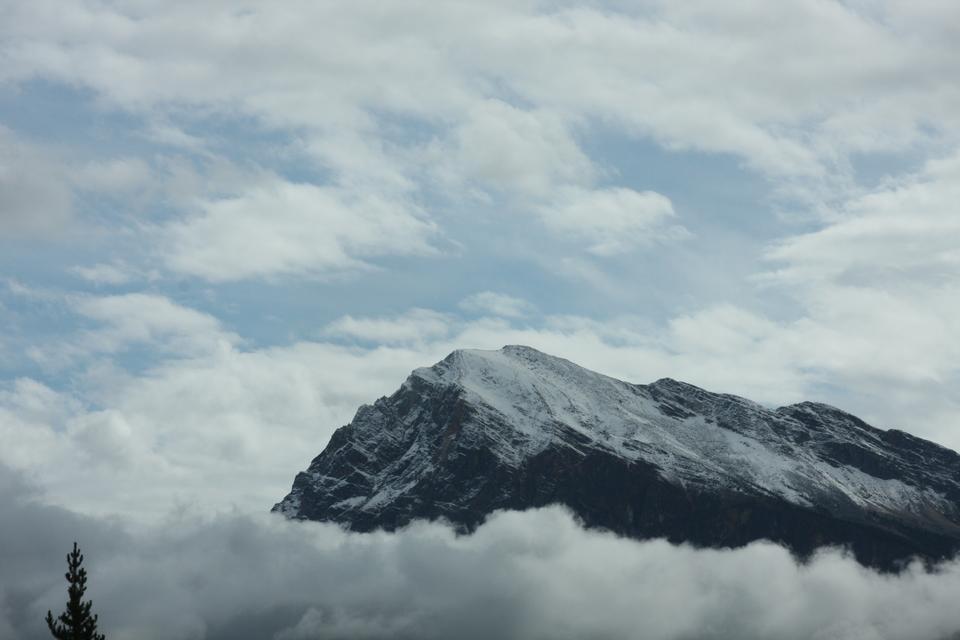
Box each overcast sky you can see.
[2,1,960,638]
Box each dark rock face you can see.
[274,346,960,570]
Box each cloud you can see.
[0,127,72,237]
[140,121,209,152]
[162,179,437,281]
[0,378,82,474]
[751,150,960,432]
[24,293,240,370]
[69,261,158,286]
[324,308,452,345]
[765,151,960,286]
[5,0,956,274]
[5,1,958,209]
[438,99,596,197]
[74,293,235,352]
[459,291,534,318]
[69,157,152,195]
[0,302,443,519]
[3,469,960,640]
[430,102,684,254]
[539,186,685,254]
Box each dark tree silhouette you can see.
[45,542,105,640]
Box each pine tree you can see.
[45,542,106,640]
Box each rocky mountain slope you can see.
[274,346,960,569]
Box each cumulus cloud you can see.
[430,102,684,252]
[74,293,237,353]
[324,308,452,345]
[459,291,535,318]
[162,179,437,281]
[0,301,445,519]
[438,99,596,197]
[539,186,685,254]
[3,469,960,640]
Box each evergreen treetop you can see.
[45,542,105,640]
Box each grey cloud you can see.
[4,461,960,640]
[0,465,129,639]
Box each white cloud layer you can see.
[6,0,957,177]
[4,0,959,268]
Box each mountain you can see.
[273,345,960,569]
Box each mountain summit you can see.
[274,345,960,569]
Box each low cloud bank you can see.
[3,467,960,640]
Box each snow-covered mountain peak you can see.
[276,347,960,569]
[417,345,605,386]
[409,345,649,444]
